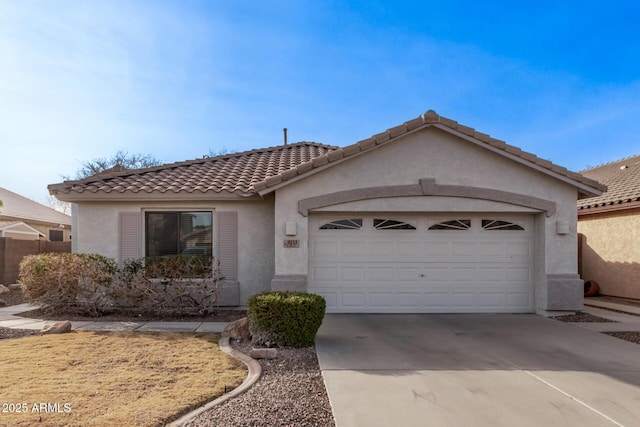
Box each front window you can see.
[145,211,212,257]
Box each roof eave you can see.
[49,190,263,203]
[578,200,640,216]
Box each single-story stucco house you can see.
[0,186,72,241]
[578,155,640,300]
[48,110,605,315]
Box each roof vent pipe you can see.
[283,128,288,145]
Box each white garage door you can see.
[308,214,534,313]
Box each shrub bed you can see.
[247,291,326,347]
[19,253,223,316]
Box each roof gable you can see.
[577,154,640,213]
[0,220,46,237]
[0,187,71,225]
[254,110,605,197]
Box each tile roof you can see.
[49,110,605,201]
[48,142,338,198]
[0,187,72,225]
[577,154,640,213]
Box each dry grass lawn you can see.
[0,332,246,427]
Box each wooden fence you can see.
[0,237,71,285]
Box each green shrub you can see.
[19,253,117,315]
[247,291,326,347]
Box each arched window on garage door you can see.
[428,219,471,230]
[482,219,524,231]
[373,219,416,230]
[319,219,363,230]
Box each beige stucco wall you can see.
[74,197,274,305]
[578,208,640,299]
[273,126,583,312]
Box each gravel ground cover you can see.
[0,326,36,340]
[185,339,335,427]
[605,331,640,344]
[0,289,25,306]
[552,312,618,323]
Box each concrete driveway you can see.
[315,314,640,427]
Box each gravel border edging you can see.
[166,336,262,427]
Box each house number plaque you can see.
[283,239,300,248]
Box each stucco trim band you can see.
[298,178,557,217]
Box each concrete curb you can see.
[166,336,262,426]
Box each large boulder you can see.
[0,284,10,295]
[223,317,251,340]
[40,321,72,335]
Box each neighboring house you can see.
[0,187,72,241]
[48,110,604,315]
[577,155,640,300]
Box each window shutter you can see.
[216,211,238,281]
[119,212,140,263]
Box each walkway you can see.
[0,303,229,333]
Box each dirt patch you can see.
[605,331,640,344]
[552,312,618,323]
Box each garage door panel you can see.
[311,266,338,282]
[342,241,366,257]
[369,292,395,307]
[478,267,504,281]
[424,242,450,256]
[452,293,476,307]
[342,292,366,307]
[397,241,422,258]
[397,292,425,307]
[451,267,476,281]
[309,214,534,313]
[478,292,506,308]
[507,292,532,308]
[341,267,366,281]
[452,242,478,256]
[507,242,530,257]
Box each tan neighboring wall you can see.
[578,207,640,299]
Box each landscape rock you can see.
[8,283,22,291]
[0,284,10,295]
[0,299,6,307]
[224,317,251,340]
[249,347,277,359]
[40,320,72,335]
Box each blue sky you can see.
[1,1,639,204]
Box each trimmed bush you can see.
[247,291,326,347]
[20,253,117,315]
[109,255,224,315]
[19,253,224,316]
